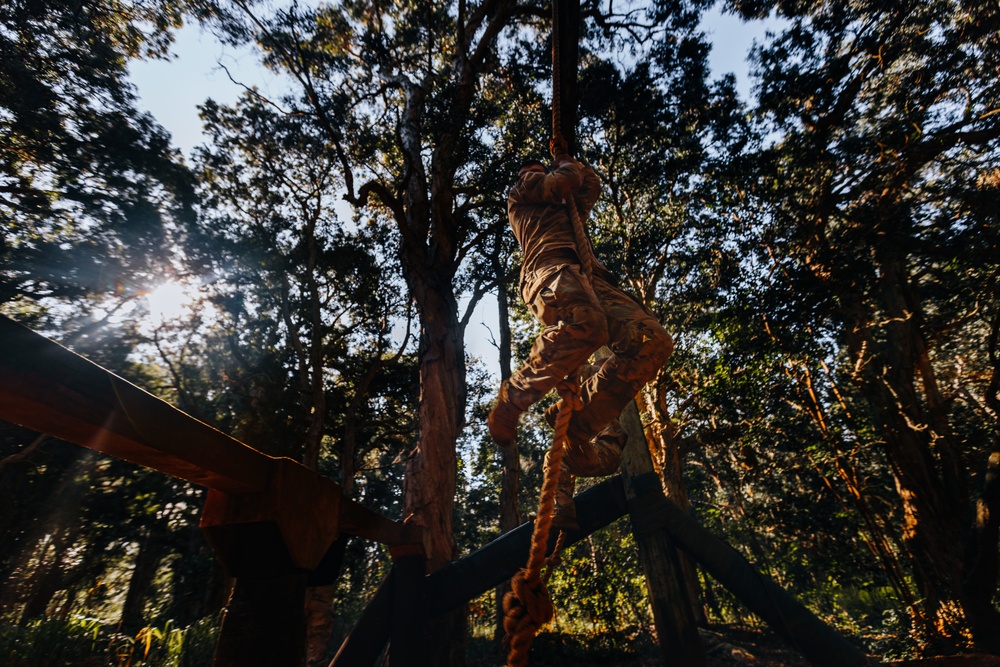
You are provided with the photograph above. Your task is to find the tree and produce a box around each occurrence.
[200,1,548,659]
[0,0,195,334]
[726,0,1000,647]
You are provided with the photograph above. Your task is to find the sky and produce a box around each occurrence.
[129,4,783,160]
[127,3,785,369]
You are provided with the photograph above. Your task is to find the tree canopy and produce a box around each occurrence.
[1,0,998,665]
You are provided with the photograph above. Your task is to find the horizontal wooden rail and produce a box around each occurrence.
[0,315,422,564]
[331,476,630,664]
[0,315,271,493]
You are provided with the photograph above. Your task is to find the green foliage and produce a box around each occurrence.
[0,0,196,329]
[0,616,218,667]
[2,0,998,661]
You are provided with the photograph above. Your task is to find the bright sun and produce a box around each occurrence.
[146,281,191,322]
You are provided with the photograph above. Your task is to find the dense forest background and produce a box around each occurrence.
[1,0,998,665]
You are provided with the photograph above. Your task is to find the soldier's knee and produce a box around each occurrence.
[646,325,673,366]
[614,319,672,384]
[566,303,609,349]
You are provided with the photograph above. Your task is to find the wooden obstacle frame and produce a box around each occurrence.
[0,315,872,666]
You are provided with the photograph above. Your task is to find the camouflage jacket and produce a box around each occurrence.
[507,155,606,299]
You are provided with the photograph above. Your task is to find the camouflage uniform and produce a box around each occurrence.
[489,155,673,525]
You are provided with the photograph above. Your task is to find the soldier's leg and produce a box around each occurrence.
[544,361,628,477]
[488,264,609,447]
[541,360,625,530]
[566,275,673,447]
[549,456,579,531]
[545,417,626,532]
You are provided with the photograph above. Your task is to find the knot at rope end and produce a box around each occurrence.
[503,569,554,667]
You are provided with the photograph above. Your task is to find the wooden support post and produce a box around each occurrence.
[618,399,706,666]
[329,572,393,667]
[388,546,428,667]
[627,473,871,667]
[213,573,308,667]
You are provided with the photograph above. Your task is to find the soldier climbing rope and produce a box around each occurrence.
[494,1,674,664]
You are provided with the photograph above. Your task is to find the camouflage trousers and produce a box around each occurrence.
[509,262,673,477]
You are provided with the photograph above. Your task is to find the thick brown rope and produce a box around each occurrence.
[566,196,595,283]
[501,6,591,664]
[502,381,581,667]
[551,0,565,156]
[552,3,596,284]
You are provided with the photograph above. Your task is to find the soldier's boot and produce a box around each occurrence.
[488,379,534,449]
[544,402,627,477]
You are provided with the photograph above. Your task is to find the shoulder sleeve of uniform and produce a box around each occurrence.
[515,161,580,204]
[573,164,602,217]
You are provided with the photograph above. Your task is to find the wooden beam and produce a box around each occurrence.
[0,315,423,554]
[0,315,270,494]
[627,473,871,667]
[327,477,630,666]
[426,473,629,616]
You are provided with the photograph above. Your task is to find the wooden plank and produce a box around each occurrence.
[0,316,424,552]
[0,315,271,494]
[426,475,628,616]
[326,477,630,665]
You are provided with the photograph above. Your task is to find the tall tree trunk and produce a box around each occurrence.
[20,557,64,622]
[120,518,168,633]
[403,275,467,666]
[961,305,1000,653]
[838,253,967,642]
[619,397,705,666]
[645,382,706,626]
[493,245,520,645]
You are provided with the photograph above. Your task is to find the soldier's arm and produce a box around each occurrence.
[573,163,602,217]
[519,155,584,204]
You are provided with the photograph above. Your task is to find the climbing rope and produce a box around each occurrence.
[551,0,596,284]
[502,4,591,664]
[551,0,567,158]
[567,196,595,283]
[502,379,580,667]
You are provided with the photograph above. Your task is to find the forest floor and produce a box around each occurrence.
[465,625,1000,667]
[466,624,814,666]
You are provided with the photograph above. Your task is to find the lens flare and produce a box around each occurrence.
[146,282,190,322]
